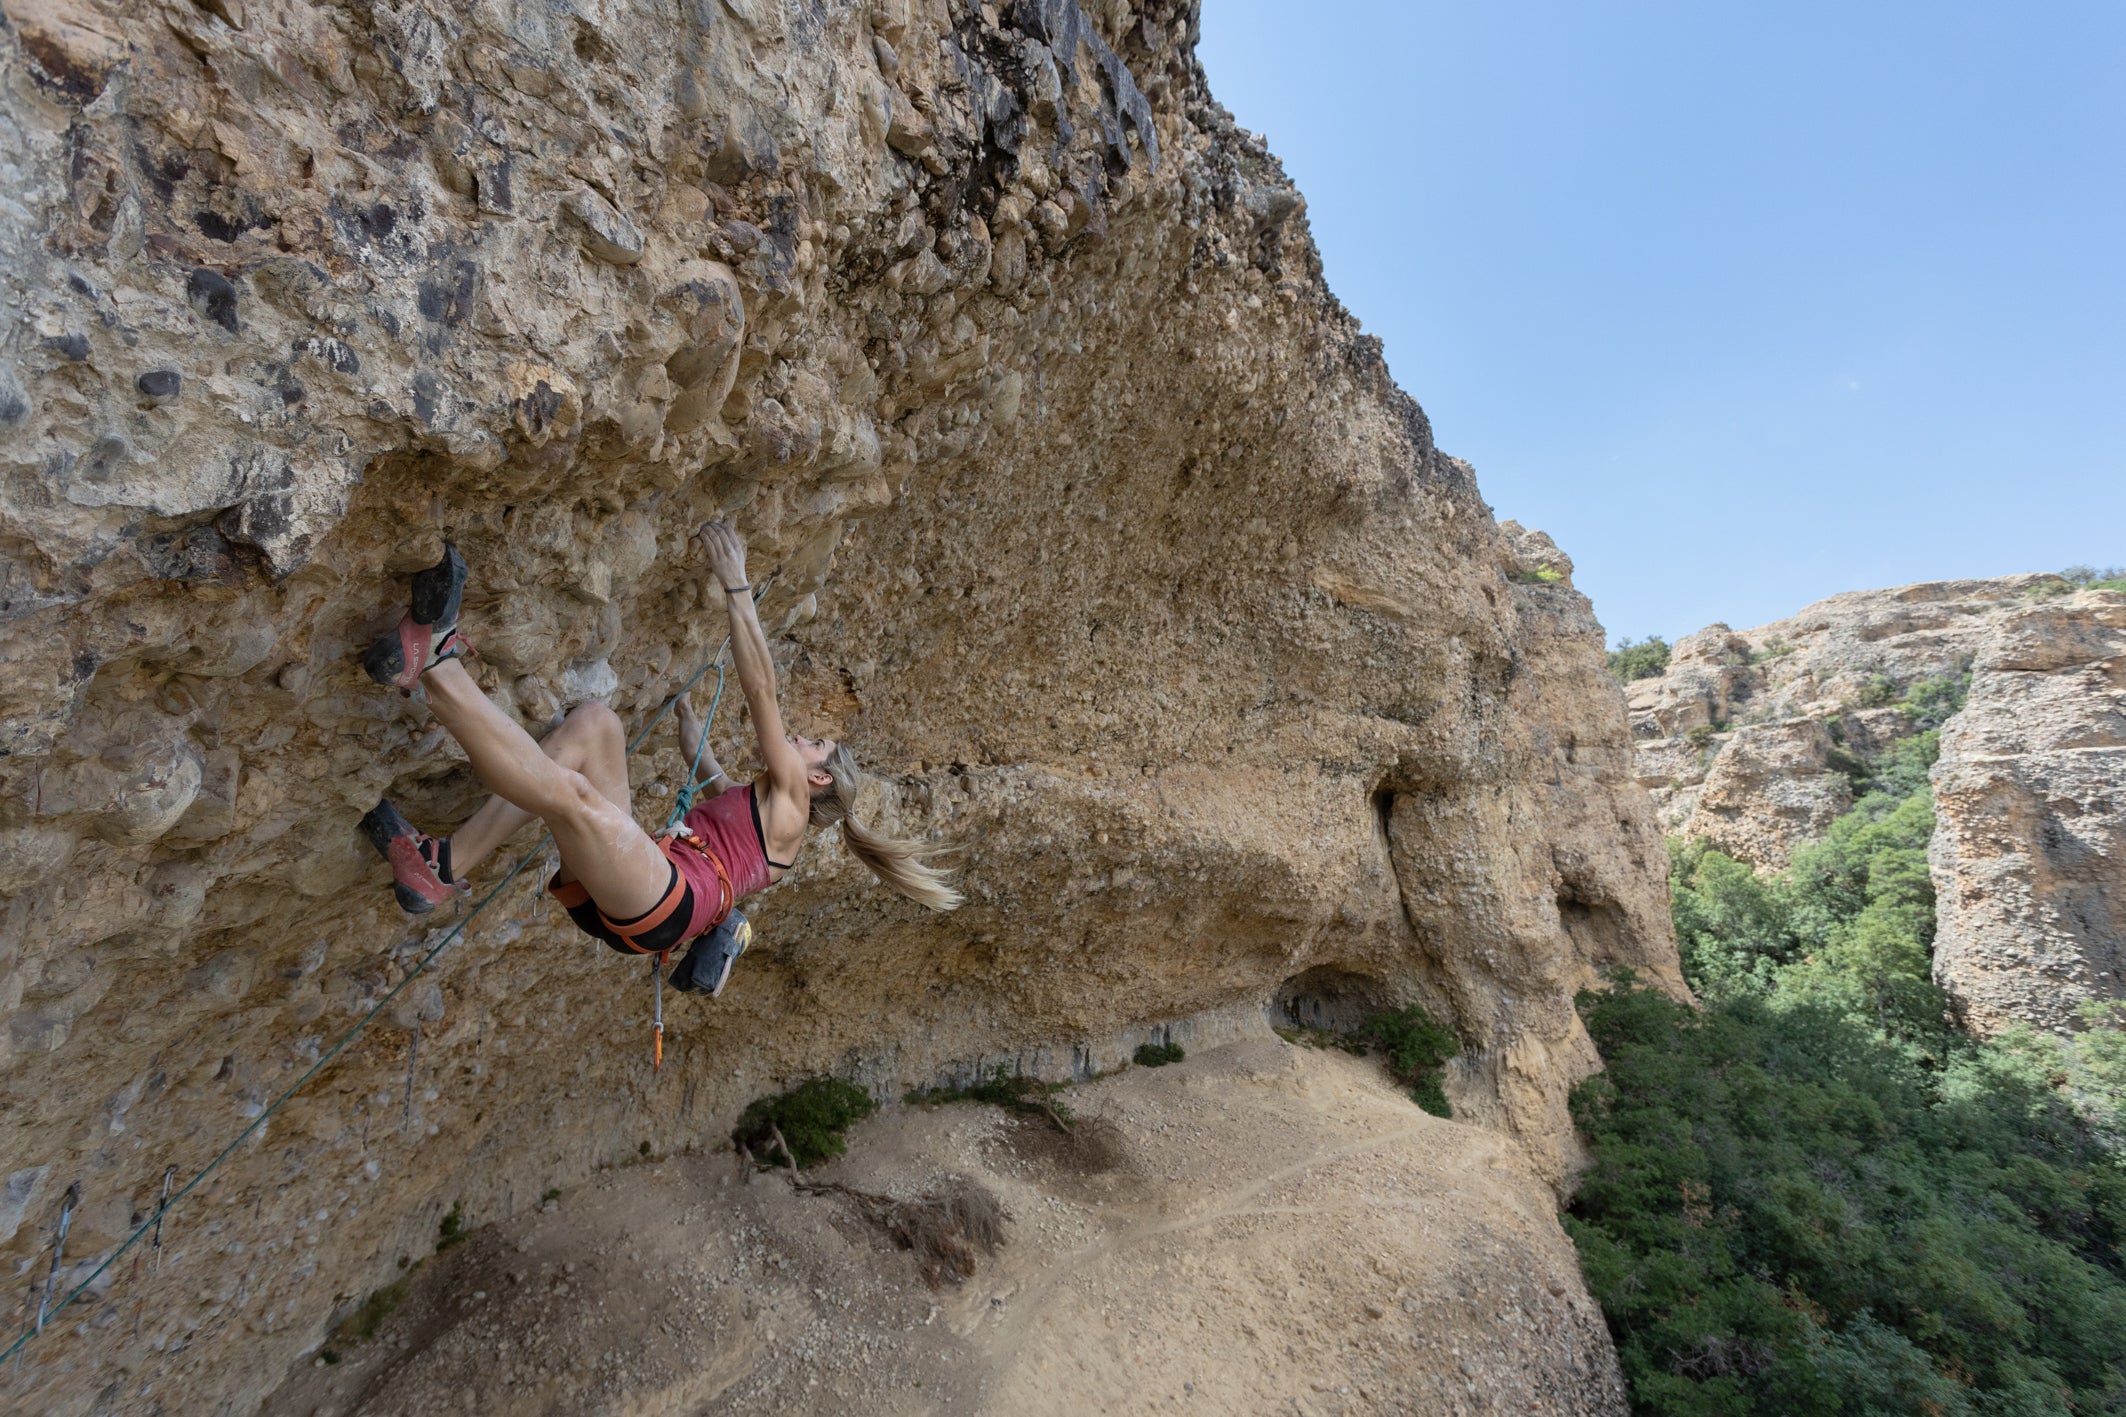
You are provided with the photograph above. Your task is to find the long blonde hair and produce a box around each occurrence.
[809,745,963,911]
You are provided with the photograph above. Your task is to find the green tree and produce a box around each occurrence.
[2061,564,2125,586]
[1571,726,2126,1414]
[1568,980,2126,1416]
[2060,564,2126,592]
[1894,672,1969,731]
[1668,837,1795,996]
[1609,636,1672,684]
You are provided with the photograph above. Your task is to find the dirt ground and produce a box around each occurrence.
[261,1035,1625,1417]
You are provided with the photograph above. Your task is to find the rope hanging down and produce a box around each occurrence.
[2,581,765,1370]
[653,629,731,1075]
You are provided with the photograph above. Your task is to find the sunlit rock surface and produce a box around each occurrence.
[1932,593,2126,1034]
[1628,577,2052,867]
[0,0,1680,1408]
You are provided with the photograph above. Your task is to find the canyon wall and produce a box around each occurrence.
[1626,576,2042,868]
[0,0,1680,1409]
[1630,577,2126,1033]
[1931,592,2126,1033]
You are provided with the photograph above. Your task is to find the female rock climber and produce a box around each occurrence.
[353,521,961,998]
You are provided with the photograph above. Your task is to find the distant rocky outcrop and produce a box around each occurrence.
[1627,577,2051,866]
[1628,576,2126,1033]
[1932,596,2126,1034]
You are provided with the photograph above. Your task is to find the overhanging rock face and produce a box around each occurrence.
[0,0,1682,1406]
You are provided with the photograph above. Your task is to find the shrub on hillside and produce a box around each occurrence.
[1990,1001,2126,1154]
[906,1067,1077,1131]
[1861,728,1941,798]
[1851,673,1896,708]
[1361,1006,1460,1117]
[1895,670,1969,730]
[1133,1041,1185,1067]
[1607,636,1671,683]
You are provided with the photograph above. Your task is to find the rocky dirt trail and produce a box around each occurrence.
[262,1034,1622,1417]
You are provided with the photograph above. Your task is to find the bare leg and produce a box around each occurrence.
[418,662,670,919]
[450,704,634,877]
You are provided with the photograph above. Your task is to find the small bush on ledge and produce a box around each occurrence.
[906,1067,1076,1132]
[1360,1006,1461,1118]
[732,1078,876,1168]
[1607,635,1672,683]
[1133,1041,1185,1067]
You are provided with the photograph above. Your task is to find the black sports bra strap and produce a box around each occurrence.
[748,785,798,871]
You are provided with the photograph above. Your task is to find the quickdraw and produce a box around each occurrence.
[646,830,735,1074]
[652,951,666,1073]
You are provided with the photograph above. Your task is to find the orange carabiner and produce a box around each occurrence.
[651,947,671,1073]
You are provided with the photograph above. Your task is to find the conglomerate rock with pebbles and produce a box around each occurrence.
[0,0,1681,1409]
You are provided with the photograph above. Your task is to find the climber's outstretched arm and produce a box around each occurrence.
[698,521,809,807]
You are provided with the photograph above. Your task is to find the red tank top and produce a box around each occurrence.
[678,784,779,906]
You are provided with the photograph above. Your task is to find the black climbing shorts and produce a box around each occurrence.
[549,864,698,956]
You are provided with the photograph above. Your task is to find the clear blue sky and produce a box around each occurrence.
[1197,2,2126,642]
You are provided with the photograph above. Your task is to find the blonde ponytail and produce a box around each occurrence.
[809,745,963,911]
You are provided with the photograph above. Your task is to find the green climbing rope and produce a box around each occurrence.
[668,656,727,827]
[1,581,766,1368]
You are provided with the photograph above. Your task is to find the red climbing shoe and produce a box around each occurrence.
[358,798,461,914]
[364,544,473,693]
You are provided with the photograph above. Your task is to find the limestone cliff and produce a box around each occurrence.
[1629,577,2126,1033]
[0,0,1680,1409]
[1629,577,2051,867]
[1932,593,2126,1034]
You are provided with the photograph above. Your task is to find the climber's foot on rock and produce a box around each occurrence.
[359,798,461,914]
[672,909,750,997]
[364,544,474,693]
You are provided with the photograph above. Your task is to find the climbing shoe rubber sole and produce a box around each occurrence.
[364,544,470,690]
[673,910,750,998]
[358,798,456,914]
